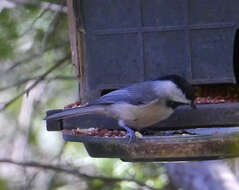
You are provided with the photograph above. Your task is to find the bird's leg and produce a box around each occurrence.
[118,120,136,144]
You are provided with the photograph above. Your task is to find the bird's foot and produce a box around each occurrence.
[124,126,136,144]
[118,121,136,144]
[118,122,136,144]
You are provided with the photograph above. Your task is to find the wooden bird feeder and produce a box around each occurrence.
[46,0,239,162]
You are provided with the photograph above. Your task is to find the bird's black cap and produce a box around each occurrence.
[156,75,196,107]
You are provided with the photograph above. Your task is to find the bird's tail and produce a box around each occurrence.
[44,105,105,120]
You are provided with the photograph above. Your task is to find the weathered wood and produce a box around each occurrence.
[66,0,88,103]
[66,0,80,78]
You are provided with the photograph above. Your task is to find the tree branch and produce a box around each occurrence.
[0,75,75,92]
[40,1,64,53]
[20,8,50,37]
[7,0,67,13]
[48,75,76,81]
[5,54,42,73]
[4,43,68,73]
[0,55,71,112]
[46,142,67,190]
[0,158,158,190]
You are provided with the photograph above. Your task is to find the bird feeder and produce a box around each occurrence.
[46,0,239,162]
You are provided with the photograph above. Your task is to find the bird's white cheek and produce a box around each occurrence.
[172,90,191,104]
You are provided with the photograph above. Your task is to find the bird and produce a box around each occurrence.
[45,75,196,143]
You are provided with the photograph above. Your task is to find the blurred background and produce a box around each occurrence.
[0,1,169,189]
[1,1,239,190]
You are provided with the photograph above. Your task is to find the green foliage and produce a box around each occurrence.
[0,9,18,59]
[5,95,23,118]
[0,9,18,39]
[24,5,40,15]
[0,178,10,190]
[96,159,116,176]
[41,0,61,4]
[35,28,45,41]
[28,129,38,146]
[87,179,117,190]
[0,38,13,60]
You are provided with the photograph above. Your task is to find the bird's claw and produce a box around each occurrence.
[122,125,136,144]
[118,121,136,144]
[125,129,136,144]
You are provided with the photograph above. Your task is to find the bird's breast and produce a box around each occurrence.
[106,100,174,129]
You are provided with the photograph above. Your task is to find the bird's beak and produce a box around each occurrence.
[191,101,197,109]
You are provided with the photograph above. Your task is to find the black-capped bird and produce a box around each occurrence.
[45,75,195,143]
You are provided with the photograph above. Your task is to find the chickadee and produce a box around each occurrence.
[45,75,195,143]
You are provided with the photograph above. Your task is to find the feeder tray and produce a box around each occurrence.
[46,102,239,162]
[62,128,239,162]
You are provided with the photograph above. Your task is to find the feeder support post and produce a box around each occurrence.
[66,0,87,103]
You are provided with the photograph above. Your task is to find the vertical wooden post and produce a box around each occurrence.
[66,0,86,102]
[66,0,80,78]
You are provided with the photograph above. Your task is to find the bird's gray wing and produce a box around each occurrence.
[90,81,159,106]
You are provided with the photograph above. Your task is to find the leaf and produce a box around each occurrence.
[0,9,18,39]
[0,38,13,60]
